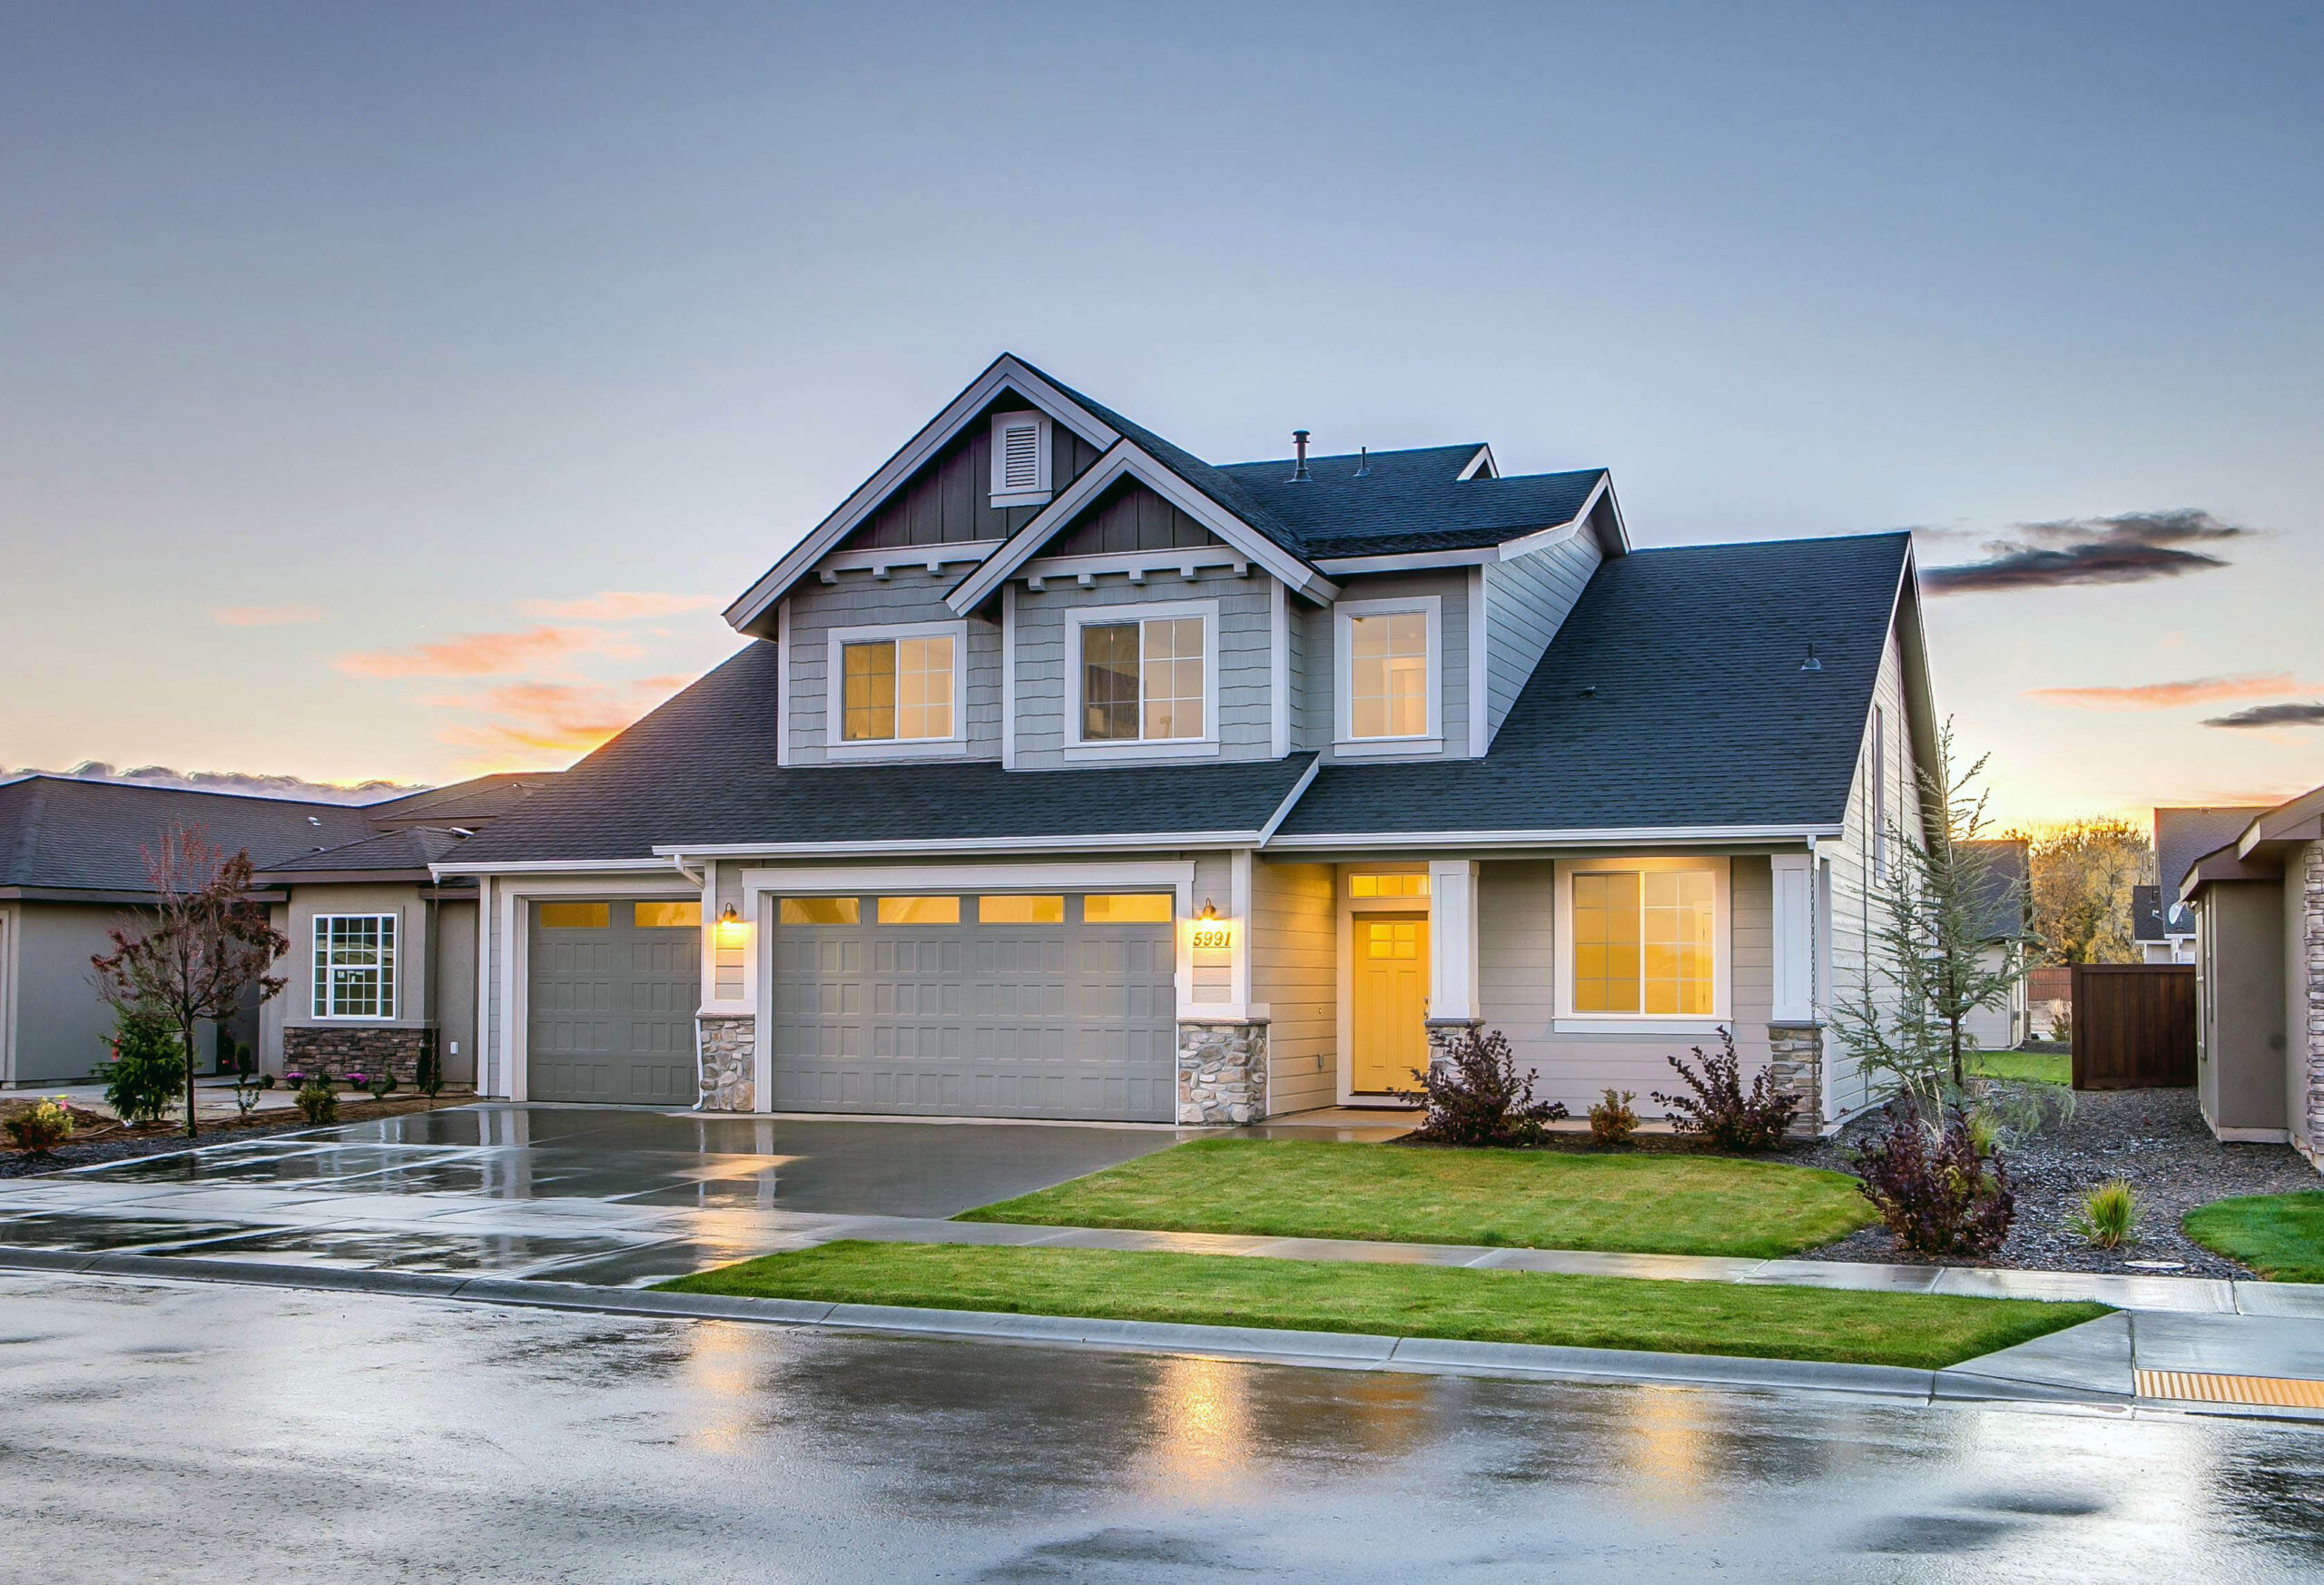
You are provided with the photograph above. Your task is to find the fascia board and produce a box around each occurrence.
[724,357,1120,633]
[1264,823,1840,852]
[947,441,1336,613]
[651,832,1269,858]
[1315,547,1499,575]
[429,858,680,879]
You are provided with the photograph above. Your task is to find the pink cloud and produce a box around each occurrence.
[333,626,603,679]
[2023,673,2306,711]
[211,604,326,627]
[519,591,723,621]
[430,675,692,764]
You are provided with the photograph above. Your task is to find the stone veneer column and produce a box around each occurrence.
[1423,1018,1485,1077]
[696,1014,755,1112]
[1766,1021,1825,1137]
[2303,842,2324,1164]
[1177,1019,1268,1124]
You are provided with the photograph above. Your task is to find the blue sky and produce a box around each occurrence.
[3,2,2318,824]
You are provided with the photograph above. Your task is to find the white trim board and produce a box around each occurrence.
[1061,596,1221,763]
[1264,824,1841,852]
[1333,594,1443,754]
[819,617,970,761]
[1551,854,1732,1029]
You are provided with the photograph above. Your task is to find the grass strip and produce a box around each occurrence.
[662,1240,2108,1371]
[1966,1049,2072,1086]
[955,1137,1879,1260]
[2183,1192,2324,1284]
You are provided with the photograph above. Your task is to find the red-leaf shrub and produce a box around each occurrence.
[1650,1028,1799,1152]
[1393,1028,1569,1147]
[1851,1103,2015,1257]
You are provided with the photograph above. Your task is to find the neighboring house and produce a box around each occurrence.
[1961,838,2031,1051]
[2147,806,2264,964]
[0,773,547,1087]
[439,353,1937,1132]
[2177,783,2324,1166]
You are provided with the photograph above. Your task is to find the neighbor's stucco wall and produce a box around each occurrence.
[1962,942,2023,1052]
[1251,859,1334,1115]
[435,899,478,1085]
[2289,842,2323,1155]
[279,883,436,1036]
[2192,880,2288,1137]
[10,903,131,1084]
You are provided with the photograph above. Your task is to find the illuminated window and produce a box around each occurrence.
[633,901,700,929]
[1348,873,1430,899]
[778,897,859,925]
[314,915,397,1019]
[1083,893,1173,923]
[1364,920,1420,960]
[878,895,960,925]
[1080,615,1206,742]
[978,895,1064,924]
[1571,870,1716,1016]
[536,902,607,930]
[842,635,954,742]
[1348,611,1430,739]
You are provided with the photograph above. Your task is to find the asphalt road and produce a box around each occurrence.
[3,1272,2319,1582]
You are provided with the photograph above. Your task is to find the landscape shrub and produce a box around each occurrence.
[103,1008,182,1127]
[416,1035,444,1099]
[1393,1028,1569,1147]
[2070,1179,2138,1249]
[295,1080,339,1127]
[365,1070,398,1100]
[4,1098,75,1155]
[1652,1029,1798,1152]
[1588,1088,1639,1147]
[1851,1103,2015,1257]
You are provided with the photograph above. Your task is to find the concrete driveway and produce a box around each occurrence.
[0,1103,1195,1285]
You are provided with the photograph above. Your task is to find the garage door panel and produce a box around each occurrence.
[527,902,699,1107]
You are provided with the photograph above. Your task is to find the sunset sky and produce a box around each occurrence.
[4,4,2318,828]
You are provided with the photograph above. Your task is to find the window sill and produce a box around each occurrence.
[990,489,1053,509]
[1060,739,1220,763]
[1331,736,1443,760]
[822,738,971,762]
[1552,1018,1730,1037]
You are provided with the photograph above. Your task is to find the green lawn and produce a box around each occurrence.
[662,1241,2108,1370]
[1966,1048,2072,1086]
[2183,1192,2324,1283]
[955,1137,1879,1259]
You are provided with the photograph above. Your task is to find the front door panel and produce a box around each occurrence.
[1352,913,1429,1093]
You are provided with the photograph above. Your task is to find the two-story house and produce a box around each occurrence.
[439,355,1934,1130]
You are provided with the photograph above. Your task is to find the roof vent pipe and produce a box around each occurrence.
[1800,643,1822,673]
[1354,446,1369,477]
[1291,429,1311,481]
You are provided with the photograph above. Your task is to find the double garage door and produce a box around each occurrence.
[769,891,1177,1122]
[526,891,1177,1121]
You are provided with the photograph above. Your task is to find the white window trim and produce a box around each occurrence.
[989,409,1053,508]
[822,619,970,760]
[311,912,399,1022]
[1062,597,1221,762]
[1334,595,1443,756]
[1551,856,1730,1033]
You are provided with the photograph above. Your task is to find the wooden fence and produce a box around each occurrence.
[2071,963,2196,1090]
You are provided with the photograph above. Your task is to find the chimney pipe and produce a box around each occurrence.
[1354,446,1369,477]
[1291,429,1311,481]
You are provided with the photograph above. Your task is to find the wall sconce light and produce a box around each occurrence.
[1199,900,1218,921]
[714,905,747,946]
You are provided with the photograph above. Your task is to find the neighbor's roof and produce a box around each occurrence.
[1962,838,2030,940]
[362,773,553,830]
[2130,883,2178,943]
[440,645,1320,864]
[1273,532,1914,841]
[2154,805,2270,896]
[0,776,375,896]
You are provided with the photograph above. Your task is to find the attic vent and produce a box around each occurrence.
[990,410,1052,505]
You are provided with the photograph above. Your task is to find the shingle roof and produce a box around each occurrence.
[2130,883,2171,943]
[0,776,376,894]
[2154,805,2270,895]
[363,773,552,830]
[254,827,473,876]
[443,644,1320,863]
[1216,447,1607,557]
[1962,838,2030,940]
[1274,532,1913,839]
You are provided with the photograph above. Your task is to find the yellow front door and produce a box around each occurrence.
[1352,913,1430,1093]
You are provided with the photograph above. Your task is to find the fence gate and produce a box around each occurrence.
[2071,963,2196,1089]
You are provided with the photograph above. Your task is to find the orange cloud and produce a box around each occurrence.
[211,604,326,627]
[334,627,602,679]
[431,676,692,764]
[520,591,723,621]
[2023,673,2304,711]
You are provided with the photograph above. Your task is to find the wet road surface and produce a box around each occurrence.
[2,1270,2318,1582]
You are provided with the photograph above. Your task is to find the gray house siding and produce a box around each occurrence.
[8,904,122,1084]
[783,581,1005,767]
[1481,528,1602,742]
[852,408,1103,549]
[1823,625,1923,1121]
[1300,568,1472,763]
[1251,859,1334,1113]
[1049,478,1221,556]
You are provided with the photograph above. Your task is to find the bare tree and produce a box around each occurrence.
[91,824,288,1139]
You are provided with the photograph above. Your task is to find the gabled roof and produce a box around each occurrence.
[1272,532,1916,842]
[254,826,473,880]
[1962,838,2030,940]
[1216,447,1616,559]
[0,776,375,897]
[438,644,1321,864]
[2154,804,2270,895]
[362,772,552,830]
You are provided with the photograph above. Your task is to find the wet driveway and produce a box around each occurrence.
[0,1105,1191,1285]
[2,1269,2319,1581]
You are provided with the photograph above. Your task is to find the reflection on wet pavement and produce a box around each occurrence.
[6,1269,2313,1582]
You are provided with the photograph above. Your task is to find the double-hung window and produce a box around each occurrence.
[313,914,396,1019]
[828,622,964,753]
[1073,605,1212,747]
[1557,859,1728,1024]
[1334,596,1440,751]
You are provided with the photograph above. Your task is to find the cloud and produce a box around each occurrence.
[210,604,327,627]
[2024,673,2304,711]
[2201,701,2324,730]
[429,675,691,760]
[1923,509,2250,595]
[1,762,419,802]
[333,626,602,679]
[519,591,723,621]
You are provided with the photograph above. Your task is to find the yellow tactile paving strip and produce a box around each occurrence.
[2137,1371,2324,1409]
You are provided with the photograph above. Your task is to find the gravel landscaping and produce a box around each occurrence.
[1797,1085,2321,1279]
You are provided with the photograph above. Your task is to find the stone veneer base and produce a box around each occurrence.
[1177,1020,1268,1125]
[697,1015,755,1112]
[282,1026,428,1084]
[1766,1021,1827,1138]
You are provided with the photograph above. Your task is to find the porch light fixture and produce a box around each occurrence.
[1199,901,1217,921]
[714,905,747,946]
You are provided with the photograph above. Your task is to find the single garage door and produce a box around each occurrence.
[527,899,700,1105]
[769,891,1177,1121]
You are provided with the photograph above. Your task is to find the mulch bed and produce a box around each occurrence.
[0,1094,471,1179]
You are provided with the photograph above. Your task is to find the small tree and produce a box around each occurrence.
[91,824,288,1140]
[1830,721,2028,1105]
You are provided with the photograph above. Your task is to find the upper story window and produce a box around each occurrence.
[1068,603,1216,752]
[989,410,1053,507]
[313,914,396,1020]
[1334,596,1441,753]
[825,621,965,756]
